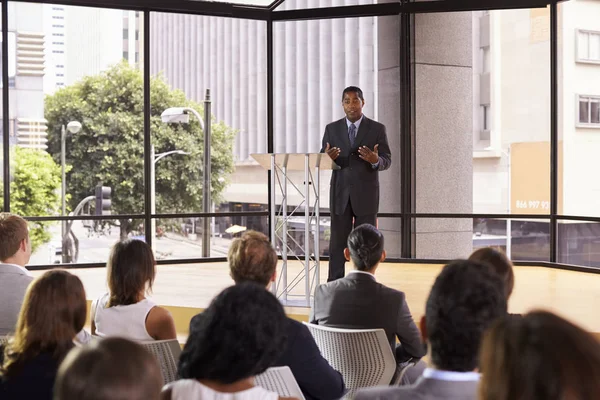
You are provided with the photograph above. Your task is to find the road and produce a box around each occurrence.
[29,221,232,266]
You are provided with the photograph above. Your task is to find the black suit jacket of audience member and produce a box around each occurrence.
[310,272,426,361]
[0,352,63,400]
[189,314,346,400]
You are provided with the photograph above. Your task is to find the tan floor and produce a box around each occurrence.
[31,260,600,335]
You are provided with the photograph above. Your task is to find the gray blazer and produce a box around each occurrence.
[0,263,33,335]
[310,272,425,359]
[354,377,479,400]
[320,116,391,216]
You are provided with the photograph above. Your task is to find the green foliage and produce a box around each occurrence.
[10,147,61,251]
[45,62,236,238]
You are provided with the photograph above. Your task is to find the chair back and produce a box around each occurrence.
[303,322,396,392]
[255,366,306,400]
[0,336,8,347]
[141,339,182,385]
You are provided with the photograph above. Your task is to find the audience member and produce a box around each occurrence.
[91,239,176,341]
[190,230,345,400]
[0,270,87,400]
[356,260,507,400]
[479,310,600,400]
[54,337,162,400]
[311,224,426,364]
[163,283,297,400]
[0,213,33,336]
[469,247,515,300]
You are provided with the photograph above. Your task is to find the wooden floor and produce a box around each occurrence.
[31,261,600,335]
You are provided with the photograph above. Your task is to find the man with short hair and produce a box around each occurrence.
[355,260,507,400]
[191,230,346,400]
[311,224,426,365]
[321,86,392,281]
[0,213,33,335]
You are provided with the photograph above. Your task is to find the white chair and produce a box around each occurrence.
[255,366,306,400]
[141,339,182,385]
[303,323,396,396]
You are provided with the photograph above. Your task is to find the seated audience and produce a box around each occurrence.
[0,270,87,400]
[190,230,345,400]
[479,310,600,400]
[311,224,426,364]
[0,213,33,336]
[356,260,507,400]
[163,283,297,400]
[91,239,176,341]
[54,337,163,400]
[469,247,515,300]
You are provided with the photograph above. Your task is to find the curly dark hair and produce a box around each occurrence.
[479,311,600,400]
[347,224,384,271]
[426,260,507,372]
[178,282,287,383]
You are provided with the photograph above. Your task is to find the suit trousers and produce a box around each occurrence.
[328,200,376,281]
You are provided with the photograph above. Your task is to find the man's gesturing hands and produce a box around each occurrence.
[325,143,341,160]
[358,144,379,164]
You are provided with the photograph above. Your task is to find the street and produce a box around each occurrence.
[29,220,233,265]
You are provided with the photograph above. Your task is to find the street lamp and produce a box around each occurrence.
[150,145,188,243]
[61,120,82,263]
[161,90,212,257]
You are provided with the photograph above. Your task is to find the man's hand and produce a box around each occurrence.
[358,144,379,164]
[325,142,340,160]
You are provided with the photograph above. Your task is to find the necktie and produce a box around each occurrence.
[348,123,357,147]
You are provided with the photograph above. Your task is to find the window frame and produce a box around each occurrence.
[576,29,600,64]
[577,95,600,128]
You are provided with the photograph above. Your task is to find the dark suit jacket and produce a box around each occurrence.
[274,318,345,400]
[354,376,479,400]
[320,116,391,216]
[189,314,345,400]
[310,272,426,360]
[0,352,62,400]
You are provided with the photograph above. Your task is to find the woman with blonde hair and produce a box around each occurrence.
[92,239,176,341]
[0,270,87,400]
[479,310,600,400]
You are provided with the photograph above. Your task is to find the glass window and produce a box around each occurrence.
[577,30,600,62]
[8,2,144,265]
[416,9,551,217]
[274,15,401,215]
[149,13,268,257]
[559,1,600,219]
[578,96,600,125]
[414,217,550,261]
[558,220,600,268]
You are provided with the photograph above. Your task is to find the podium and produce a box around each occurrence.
[252,153,339,306]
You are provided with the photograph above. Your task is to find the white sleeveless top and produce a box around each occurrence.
[168,380,279,400]
[93,292,156,341]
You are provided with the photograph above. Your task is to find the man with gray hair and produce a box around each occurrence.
[191,230,346,400]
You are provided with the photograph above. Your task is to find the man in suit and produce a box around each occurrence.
[355,260,507,400]
[0,213,33,336]
[310,224,426,364]
[321,86,391,281]
[190,230,346,400]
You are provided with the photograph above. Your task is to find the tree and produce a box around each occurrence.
[45,62,235,239]
[10,146,62,251]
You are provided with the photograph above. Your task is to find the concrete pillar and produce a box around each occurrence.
[414,12,474,259]
[376,15,402,257]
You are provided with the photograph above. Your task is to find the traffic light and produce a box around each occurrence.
[95,186,111,216]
